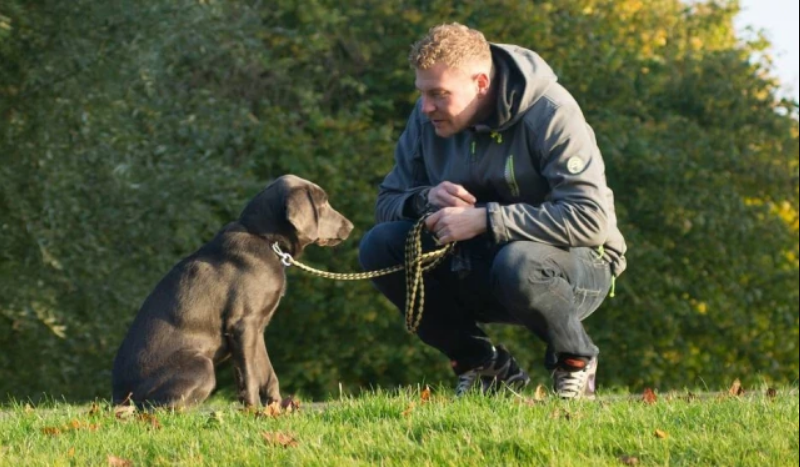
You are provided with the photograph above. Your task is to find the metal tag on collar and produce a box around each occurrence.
[271,243,293,267]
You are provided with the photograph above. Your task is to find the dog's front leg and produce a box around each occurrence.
[255,334,281,405]
[228,320,263,407]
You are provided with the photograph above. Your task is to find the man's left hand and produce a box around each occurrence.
[424,207,487,244]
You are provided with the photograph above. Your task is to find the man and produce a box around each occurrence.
[358,23,627,399]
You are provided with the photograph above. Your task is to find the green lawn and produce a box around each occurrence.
[1,385,797,466]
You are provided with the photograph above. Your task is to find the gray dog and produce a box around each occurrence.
[112,175,353,408]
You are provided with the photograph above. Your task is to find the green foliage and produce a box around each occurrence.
[0,0,797,401]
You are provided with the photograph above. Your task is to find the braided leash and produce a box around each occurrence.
[271,217,454,333]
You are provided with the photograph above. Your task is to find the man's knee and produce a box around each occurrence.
[358,221,413,270]
[490,242,564,302]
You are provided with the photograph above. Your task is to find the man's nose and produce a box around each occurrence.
[421,95,436,114]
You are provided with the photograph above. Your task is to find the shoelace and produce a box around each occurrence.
[554,367,590,396]
[456,370,480,395]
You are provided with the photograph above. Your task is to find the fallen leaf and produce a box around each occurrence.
[516,396,541,406]
[766,387,777,399]
[728,379,744,396]
[642,388,657,404]
[262,431,298,448]
[136,413,162,429]
[619,455,639,465]
[533,384,548,401]
[266,402,282,417]
[402,402,415,417]
[207,411,225,425]
[107,455,133,466]
[280,396,301,412]
[654,429,668,439]
[239,406,258,415]
[114,405,136,420]
[88,402,101,416]
[41,427,61,436]
[65,419,100,432]
[550,408,573,420]
[420,385,431,402]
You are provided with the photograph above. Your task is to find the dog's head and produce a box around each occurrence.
[239,175,354,255]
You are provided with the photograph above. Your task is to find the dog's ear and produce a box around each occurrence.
[285,184,325,245]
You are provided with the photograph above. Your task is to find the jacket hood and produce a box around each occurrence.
[479,43,558,132]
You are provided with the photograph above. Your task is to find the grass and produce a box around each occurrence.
[0,385,797,466]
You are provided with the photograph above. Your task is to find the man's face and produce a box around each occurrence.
[415,62,486,138]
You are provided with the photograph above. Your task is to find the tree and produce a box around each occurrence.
[1,0,796,401]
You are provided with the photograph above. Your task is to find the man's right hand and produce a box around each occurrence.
[428,181,476,208]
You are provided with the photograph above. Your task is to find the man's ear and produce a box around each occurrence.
[286,187,319,245]
[476,71,490,96]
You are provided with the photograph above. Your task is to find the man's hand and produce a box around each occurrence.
[428,181,477,208]
[424,206,487,244]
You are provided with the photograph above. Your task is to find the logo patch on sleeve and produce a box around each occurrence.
[566,156,585,174]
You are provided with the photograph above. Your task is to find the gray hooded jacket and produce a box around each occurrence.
[376,44,627,276]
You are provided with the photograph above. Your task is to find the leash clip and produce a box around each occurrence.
[271,243,293,267]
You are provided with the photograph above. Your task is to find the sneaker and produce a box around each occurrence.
[552,355,598,400]
[455,367,482,397]
[454,345,531,396]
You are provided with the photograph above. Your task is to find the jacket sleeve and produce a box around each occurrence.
[486,105,610,247]
[375,102,431,222]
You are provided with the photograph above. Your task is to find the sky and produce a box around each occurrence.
[735,0,799,101]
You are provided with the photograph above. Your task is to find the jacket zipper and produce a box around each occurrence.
[505,154,520,197]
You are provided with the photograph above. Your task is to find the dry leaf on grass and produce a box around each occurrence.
[114,405,136,420]
[533,384,548,401]
[516,397,542,406]
[136,413,161,429]
[107,455,133,466]
[88,402,101,416]
[728,378,744,396]
[69,420,100,431]
[206,411,225,426]
[550,408,573,420]
[280,396,301,412]
[252,398,301,418]
[262,432,298,448]
[420,386,431,402]
[515,385,547,406]
[642,388,657,404]
[41,420,99,436]
[257,402,282,418]
[654,429,668,439]
[402,402,416,417]
[619,454,639,465]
